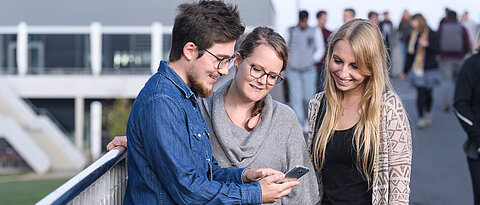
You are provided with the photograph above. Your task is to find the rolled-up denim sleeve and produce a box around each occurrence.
[139,95,262,205]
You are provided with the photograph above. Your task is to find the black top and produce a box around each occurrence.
[454,53,480,159]
[321,125,372,205]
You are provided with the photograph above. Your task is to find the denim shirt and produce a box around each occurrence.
[124,61,262,204]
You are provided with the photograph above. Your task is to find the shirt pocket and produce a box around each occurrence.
[189,125,212,180]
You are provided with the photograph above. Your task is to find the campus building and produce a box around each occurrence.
[0,0,275,174]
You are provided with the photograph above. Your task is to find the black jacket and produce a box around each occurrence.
[403,29,439,74]
[454,53,480,159]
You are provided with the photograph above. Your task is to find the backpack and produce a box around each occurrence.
[439,22,464,53]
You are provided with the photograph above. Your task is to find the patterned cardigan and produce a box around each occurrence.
[307,91,412,204]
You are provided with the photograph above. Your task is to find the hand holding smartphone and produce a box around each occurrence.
[276,165,309,184]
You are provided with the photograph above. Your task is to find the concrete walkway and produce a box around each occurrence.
[392,78,473,205]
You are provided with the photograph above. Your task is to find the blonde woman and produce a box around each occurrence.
[401,14,440,129]
[307,19,412,204]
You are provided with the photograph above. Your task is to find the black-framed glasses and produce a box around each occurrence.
[242,57,284,86]
[203,49,235,70]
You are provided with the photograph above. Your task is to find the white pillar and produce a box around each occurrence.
[90,22,102,76]
[75,96,85,151]
[151,22,162,74]
[90,101,102,160]
[17,22,28,76]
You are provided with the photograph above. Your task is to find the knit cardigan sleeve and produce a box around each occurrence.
[376,92,412,204]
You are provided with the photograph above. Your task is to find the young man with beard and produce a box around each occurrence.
[123,1,298,204]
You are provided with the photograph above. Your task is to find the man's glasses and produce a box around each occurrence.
[242,57,284,86]
[203,49,235,70]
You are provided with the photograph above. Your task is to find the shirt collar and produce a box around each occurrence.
[157,60,196,100]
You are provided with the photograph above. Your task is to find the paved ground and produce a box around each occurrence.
[392,78,473,205]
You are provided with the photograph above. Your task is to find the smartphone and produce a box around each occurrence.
[276,165,310,184]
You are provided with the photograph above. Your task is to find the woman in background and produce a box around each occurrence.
[401,13,440,129]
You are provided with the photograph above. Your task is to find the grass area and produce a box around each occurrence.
[0,177,69,205]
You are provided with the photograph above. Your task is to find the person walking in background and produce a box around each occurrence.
[308,19,412,204]
[454,34,480,205]
[316,10,332,92]
[343,8,356,23]
[460,11,478,52]
[438,10,471,112]
[120,1,298,204]
[402,14,441,129]
[398,10,413,66]
[286,10,324,132]
[380,11,394,61]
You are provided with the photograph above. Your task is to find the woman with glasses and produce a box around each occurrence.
[307,19,412,204]
[108,26,320,204]
[198,26,319,204]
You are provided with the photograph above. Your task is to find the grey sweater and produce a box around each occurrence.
[199,80,320,205]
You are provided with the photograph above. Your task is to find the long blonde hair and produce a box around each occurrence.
[313,19,393,188]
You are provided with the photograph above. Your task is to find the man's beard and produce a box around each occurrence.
[187,71,213,98]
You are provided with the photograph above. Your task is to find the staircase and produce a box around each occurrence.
[0,79,86,174]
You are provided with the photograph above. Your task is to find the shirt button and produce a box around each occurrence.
[197,134,201,138]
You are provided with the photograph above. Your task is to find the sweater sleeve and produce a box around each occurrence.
[384,93,412,204]
[282,106,321,204]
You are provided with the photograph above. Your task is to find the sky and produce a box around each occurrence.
[271,0,480,37]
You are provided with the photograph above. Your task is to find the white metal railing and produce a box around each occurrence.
[36,146,127,205]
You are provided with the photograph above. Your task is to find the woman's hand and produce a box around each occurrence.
[418,37,429,47]
[106,136,127,151]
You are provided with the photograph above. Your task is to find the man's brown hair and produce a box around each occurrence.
[168,0,245,62]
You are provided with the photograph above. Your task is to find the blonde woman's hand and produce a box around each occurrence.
[418,37,429,47]
[106,136,127,151]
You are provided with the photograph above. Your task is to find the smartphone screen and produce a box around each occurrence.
[276,165,309,184]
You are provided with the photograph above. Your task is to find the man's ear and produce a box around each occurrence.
[234,52,242,69]
[183,42,197,61]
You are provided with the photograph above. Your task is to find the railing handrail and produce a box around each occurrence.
[36,146,126,205]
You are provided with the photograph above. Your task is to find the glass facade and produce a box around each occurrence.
[0,34,17,74]
[30,34,91,74]
[102,34,151,75]
[0,32,173,75]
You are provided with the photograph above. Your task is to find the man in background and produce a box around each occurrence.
[343,8,356,23]
[368,11,380,26]
[315,10,332,92]
[286,10,324,132]
[438,10,471,112]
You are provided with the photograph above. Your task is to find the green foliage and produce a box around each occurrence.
[105,99,132,140]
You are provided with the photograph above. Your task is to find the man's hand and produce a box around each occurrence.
[242,168,283,183]
[106,136,127,151]
[259,174,299,203]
